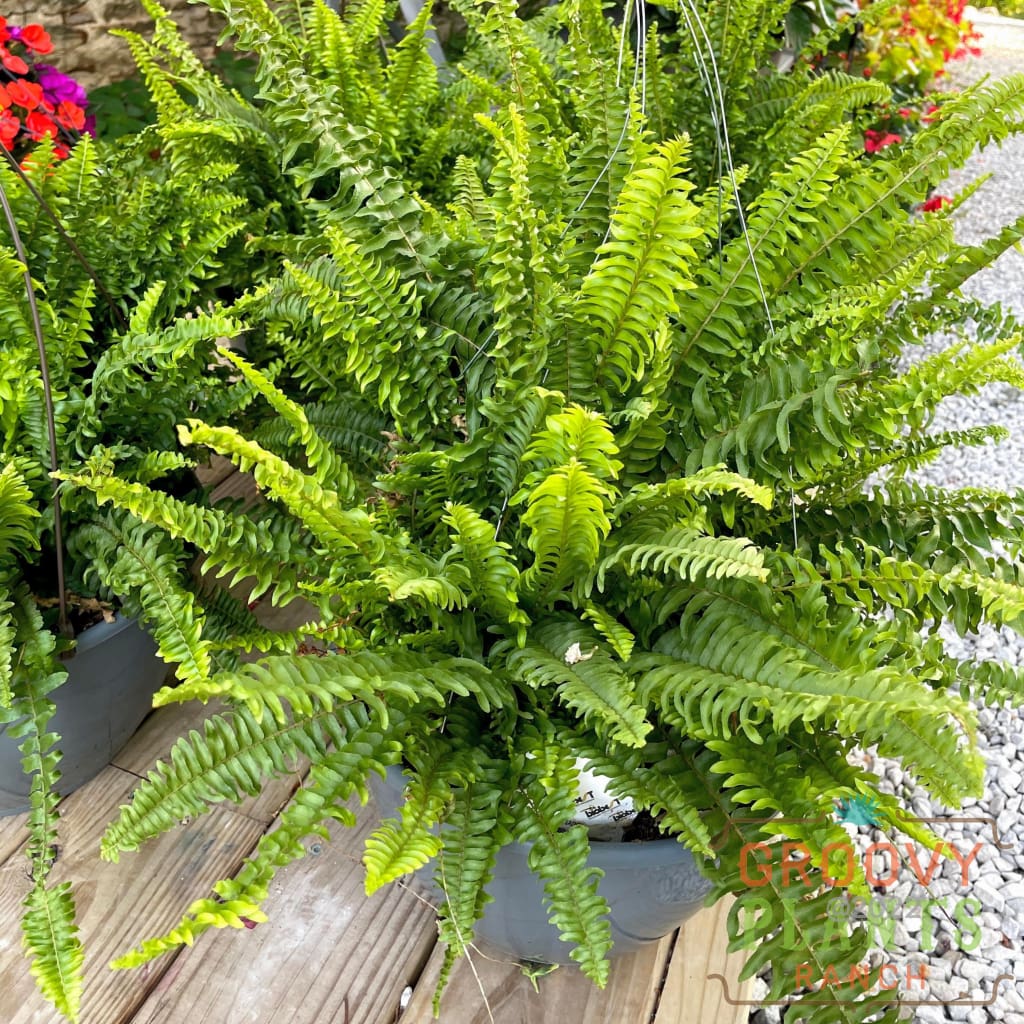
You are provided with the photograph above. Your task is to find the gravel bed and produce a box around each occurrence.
[749,19,1024,1023]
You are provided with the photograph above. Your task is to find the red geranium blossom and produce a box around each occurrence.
[921,194,952,212]
[25,110,58,140]
[2,50,28,75]
[54,100,85,131]
[17,25,53,55]
[7,79,43,111]
[864,130,901,154]
[0,110,20,147]
[0,21,90,160]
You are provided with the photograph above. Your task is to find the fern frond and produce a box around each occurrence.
[61,470,305,604]
[597,528,768,590]
[442,503,529,632]
[433,753,506,1009]
[575,137,704,399]
[513,739,611,985]
[153,648,510,723]
[178,420,382,559]
[22,882,84,1023]
[110,703,400,967]
[638,594,980,804]
[364,737,463,893]
[506,618,650,747]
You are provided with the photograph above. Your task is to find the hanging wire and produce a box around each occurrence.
[674,1,801,546]
[675,0,775,334]
[0,148,128,332]
[0,176,70,637]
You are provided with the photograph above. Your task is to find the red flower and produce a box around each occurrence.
[18,25,53,54]
[1,50,28,75]
[921,194,952,212]
[864,130,901,154]
[922,103,941,123]
[0,110,19,146]
[897,107,913,118]
[7,80,43,111]
[54,100,85,131]
[25,110,58,140]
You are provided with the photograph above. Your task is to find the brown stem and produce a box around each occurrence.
[0,147,128,332]
[0,174,71,637]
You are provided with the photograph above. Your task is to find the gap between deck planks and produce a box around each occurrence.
[400,898,750,1024]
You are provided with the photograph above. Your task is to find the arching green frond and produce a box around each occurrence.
[219,350,356,496]
[433,753,507,1009]
[615,466,774,522]
[581,603,634,662]
[154,649,510,723]
[177,420,382,559]
[575,137,704,399]
[638,595,980,804]
[60,470,307,604]
[597,528,768,590]
[678,126,852,369]
[109,704,400,968]
[442,503,528,633]
[517,461,614,595]
[364,738,463,893]
[384,0,441,149]
[75,515,211,685]
[102,703,373,859]
[512,742,611,986]
[22,883,84,1024]
[506,619,650,747]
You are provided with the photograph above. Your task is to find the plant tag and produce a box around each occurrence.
[569,760,638,840]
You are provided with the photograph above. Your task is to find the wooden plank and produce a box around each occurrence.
[653,899,751,1024]
[0,810,27,863]
[210,469,260,509]
[403,933,674,1024]
[111,701,304,826]
[127,811,439,1024]
[0,765,264,1024]
[113,596,325,827]
[195,455,236,489]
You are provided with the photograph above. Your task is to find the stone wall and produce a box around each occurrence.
[8,0,225,89]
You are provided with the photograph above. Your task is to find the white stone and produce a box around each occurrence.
[958,958,996,984]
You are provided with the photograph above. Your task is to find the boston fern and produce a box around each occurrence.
[0,114,288,1018]
[56,0,1024,1020]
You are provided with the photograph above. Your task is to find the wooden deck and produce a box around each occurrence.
[0,699,752,1024]
[0,460,751,1022]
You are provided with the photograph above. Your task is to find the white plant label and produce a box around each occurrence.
[570,760,638,840]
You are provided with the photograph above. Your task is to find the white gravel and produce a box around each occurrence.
[750,16,1024,1023]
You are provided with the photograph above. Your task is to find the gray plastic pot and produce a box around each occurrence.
[0,615,167,816]
[371,765,712,964]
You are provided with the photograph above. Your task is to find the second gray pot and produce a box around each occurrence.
[0,614,168,816]
[372,765,712,964]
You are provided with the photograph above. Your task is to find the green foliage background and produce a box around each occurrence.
[4,0,1024,1020]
